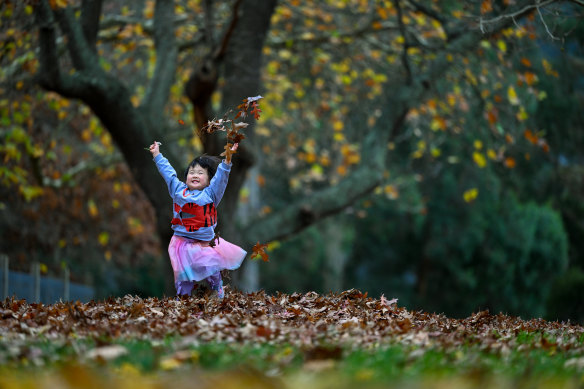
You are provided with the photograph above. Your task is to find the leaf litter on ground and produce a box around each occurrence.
[1,288,583,388]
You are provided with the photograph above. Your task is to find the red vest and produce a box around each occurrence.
[171,202,217,233]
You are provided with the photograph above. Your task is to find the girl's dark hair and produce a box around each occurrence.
[184,155,221,180]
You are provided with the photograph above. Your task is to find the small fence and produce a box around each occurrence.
[1,255,94,304]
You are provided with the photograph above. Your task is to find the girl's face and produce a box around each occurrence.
[186,163,210,191]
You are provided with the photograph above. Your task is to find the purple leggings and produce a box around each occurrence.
[176,271,222,296]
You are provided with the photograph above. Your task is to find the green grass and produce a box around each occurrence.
[1,334,583,388]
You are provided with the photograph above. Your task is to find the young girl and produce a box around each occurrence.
[149,141,246,299]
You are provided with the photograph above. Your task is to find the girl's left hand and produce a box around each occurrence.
[148,141,161,157]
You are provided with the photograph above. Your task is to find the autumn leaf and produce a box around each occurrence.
[230,132,246,144]
[463,188,479,203]
[480,0,493,14]
[504,157,516,168]
[202,119,227,134]
[235,96,264,120]
[524,129,538,144]
[473,152,487,168]
[251,242,270,262]
[178,119,185,125]
[49,0,68,9]
[507,86,520,105]
[250,102,262,120]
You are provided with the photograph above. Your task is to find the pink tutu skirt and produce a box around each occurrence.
[168,235,246,285]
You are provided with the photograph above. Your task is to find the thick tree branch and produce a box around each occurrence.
[52,6,98,71]
[35,0,88,98]
[142,0,178,117]
[35,0,61,89]
[80,0,103,53]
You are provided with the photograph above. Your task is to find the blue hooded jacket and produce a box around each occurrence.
[154,153,231,241]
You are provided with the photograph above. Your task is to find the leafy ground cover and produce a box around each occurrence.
[1,289,583,388]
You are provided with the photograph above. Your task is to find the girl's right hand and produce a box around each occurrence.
[149,141,161,157]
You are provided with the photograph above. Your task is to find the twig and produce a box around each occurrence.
[478,0,558,32]
[537,4,561,40]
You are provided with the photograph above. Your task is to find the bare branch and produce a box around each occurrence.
[537,5,561,40]
[478,0,559,30]
[213,0,243,61]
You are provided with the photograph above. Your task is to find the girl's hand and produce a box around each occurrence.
[148,141,161,157]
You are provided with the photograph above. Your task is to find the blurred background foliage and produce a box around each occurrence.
[0,0,583,323]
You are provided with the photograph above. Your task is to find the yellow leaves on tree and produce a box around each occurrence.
[507,86,520,105]
[463,188,479,203]
[473,152,487,168]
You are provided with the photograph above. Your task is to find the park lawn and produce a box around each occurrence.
[1,289,583,388]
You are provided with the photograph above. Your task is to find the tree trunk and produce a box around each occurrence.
[215,0,277,235]
[322,218,354,293]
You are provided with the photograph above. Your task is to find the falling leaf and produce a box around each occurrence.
[178,119,185,125]
[251,242,270,262]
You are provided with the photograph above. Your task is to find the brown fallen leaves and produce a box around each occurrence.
[1,289,582,355]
